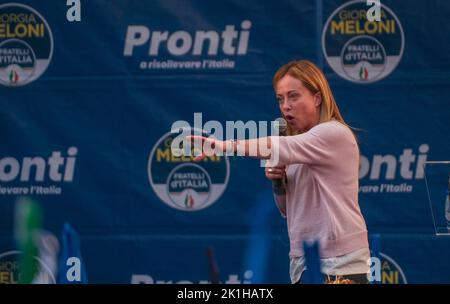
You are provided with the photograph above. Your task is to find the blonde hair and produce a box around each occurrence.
[273,60,351,136]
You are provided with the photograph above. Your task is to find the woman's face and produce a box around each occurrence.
[275,74,321,133]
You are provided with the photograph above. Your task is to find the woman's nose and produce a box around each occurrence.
[281,99,291,111]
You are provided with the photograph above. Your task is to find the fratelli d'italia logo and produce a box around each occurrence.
[379,253,407,284]
[0,3,53,86]
[0,251,56,284]
[322,0,404,83]
[148,129,229,211]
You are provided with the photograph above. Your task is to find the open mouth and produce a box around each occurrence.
[285,115,295,122]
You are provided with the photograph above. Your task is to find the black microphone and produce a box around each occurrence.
[272,117,287,195]
[274,117,287,136]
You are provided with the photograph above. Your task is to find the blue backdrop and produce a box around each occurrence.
[0,0,449,283]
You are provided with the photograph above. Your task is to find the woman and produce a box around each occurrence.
[190,60,370,284]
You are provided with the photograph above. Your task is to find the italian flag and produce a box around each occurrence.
[9,69,19,84]
[184,193,194,208]
[359,65,368,80]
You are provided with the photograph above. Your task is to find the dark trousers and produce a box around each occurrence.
[297,272,369,284]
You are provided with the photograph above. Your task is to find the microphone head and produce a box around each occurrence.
[274,117,287,136]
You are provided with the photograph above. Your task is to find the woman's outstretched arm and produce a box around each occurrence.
[187,135,273,161]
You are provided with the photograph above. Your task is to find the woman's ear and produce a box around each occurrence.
[314,92,322,107]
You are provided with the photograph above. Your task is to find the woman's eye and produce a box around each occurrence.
[277,97,283,104]
[288,93,299,99]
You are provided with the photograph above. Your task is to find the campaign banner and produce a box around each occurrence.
[0,0,449,283]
